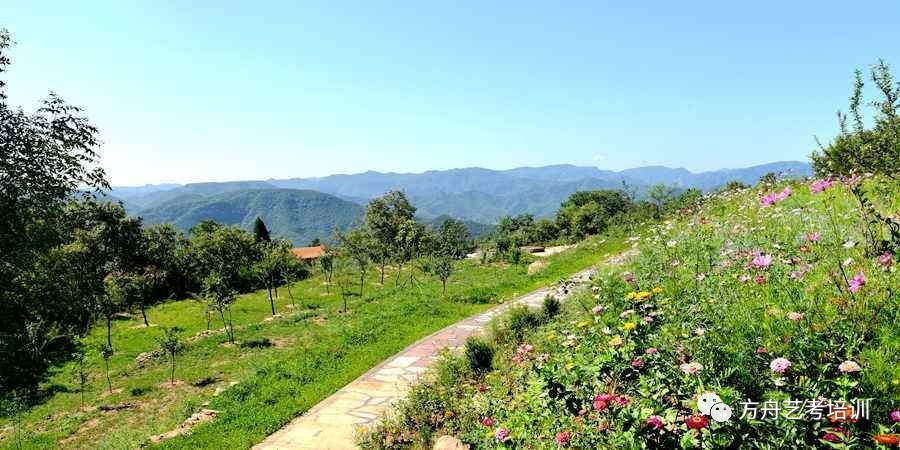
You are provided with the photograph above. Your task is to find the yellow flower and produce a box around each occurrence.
[635,291,651,301]
[609,336,624,347]
[565,362,575,370]
[547,332,557,342]
[625,291,636,300]
[652,287,662,294]
[623,321,637,331]
[576,320,590,328]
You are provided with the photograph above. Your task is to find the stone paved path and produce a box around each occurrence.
[254,267,601,450]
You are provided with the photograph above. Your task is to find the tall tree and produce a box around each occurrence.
[646,184,677,219]
[203,274,237,344]
[364,191,416,282]
[253,216,272,242]
[437,218,471,259]
[0,29,110,392]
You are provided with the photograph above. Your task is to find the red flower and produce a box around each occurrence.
[685,414,709,430]
[555,430,572,446]
[477,384,488,393]
[482,416,494,427]
[874,434,899,446]
[593,399,608,411]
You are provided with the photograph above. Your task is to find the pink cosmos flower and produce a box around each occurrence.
[756,346,768,354]
[592,304,605,315]
[680,362,703,375]
[891,410,900,423]
[517,344,533,354]
[613,395,631,406]
[838,360,861,373]
[482,417,494,427]
[555,431,572,446]
[770,357,791,374]
[495,427,510,442]
[810,178,833,193]
[879,252,894,267]
[631,358,644,369]
[645,347,658,355]
[596,393,614,402]
[787,312,804,321]
[759,192,778,207]
[752,253,774,269]
[806,231,821,242]
[777,186,792,201]
[848,271,865,293]
[645,415,665,430]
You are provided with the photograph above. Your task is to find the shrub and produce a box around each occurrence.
[541,295,561,319]
[129,386,150,396]
[492,306,542,346]
[239,337,272,349]
[451,286,496,304]
[463,337,494,374]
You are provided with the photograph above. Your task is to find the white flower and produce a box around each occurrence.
[842,257,853,267]
[666,240,678,248]
[694,327,705,336]
[843,240,856,249]
[601,327,612,335]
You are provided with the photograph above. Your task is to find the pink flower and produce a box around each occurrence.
[631,358,644,369]
[848,271,865,293]
[596,393,614,402]
[759,192,778,207]
[754,274,767,284]
[879,252,894,267]
[739,274,751,283]
[680,362,703,375]
[786,311,804,321]
[593,398,608,411]
[495,427,510,442]
[554,431,572,446]
[810,178,833,193]
[752,253,773,269]
[806,231,821,242]
[592,304,605,315]
[482,416,494,427]
[645,415,665,430]
[517,344,533,354]
[770,357,791,374]
[645,347,658,355]
[838,360,861,373]
[756,346,767,354]
[777,186,792,201]
[890,410,900,423]
[613,395,631,406]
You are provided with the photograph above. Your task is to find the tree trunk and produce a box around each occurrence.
[106,316,113,348]
[380,259,386,284]
[442,279,447,295]
[395,263,403,286]
[359,271,365,297]
[267,286,276,315]
[140,305,149,327]
[170,354,176,385]
[105,359,112,393]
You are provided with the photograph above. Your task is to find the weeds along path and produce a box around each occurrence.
[254,249,637,450]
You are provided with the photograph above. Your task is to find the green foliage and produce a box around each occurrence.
[464,337,495,374]
[203,273,237,344]
[436,217,473,259]
[189,224,260,291]
[252,216,271,242]
[556,189,632,239]
[491,306,542,347]
[541,295,561,319]
[155,327,183,385]
[646,182,677,218]
[812,61,900,177]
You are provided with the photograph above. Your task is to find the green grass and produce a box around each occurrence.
[1,236,625,449]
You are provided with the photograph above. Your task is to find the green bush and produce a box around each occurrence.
[492,305,542,346]
[239,337,272,349]
[463,337,494,374]
[541,295,561,319]
[452,286,496,304]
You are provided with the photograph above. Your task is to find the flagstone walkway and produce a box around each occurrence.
[254,266,604,450]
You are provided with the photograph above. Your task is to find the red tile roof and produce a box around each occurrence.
[291,245,326,260]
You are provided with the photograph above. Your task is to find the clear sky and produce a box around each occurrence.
[4,1,899,186]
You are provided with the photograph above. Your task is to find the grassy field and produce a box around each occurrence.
[0,236,626,449]
[362,176,900,449]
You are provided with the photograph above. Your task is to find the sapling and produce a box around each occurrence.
[156,327,183,385]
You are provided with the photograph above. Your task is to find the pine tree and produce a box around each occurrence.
[253,217,271,242]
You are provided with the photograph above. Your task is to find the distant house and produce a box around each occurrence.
[291,245,326,261]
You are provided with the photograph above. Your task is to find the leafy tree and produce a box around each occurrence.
[337,228,373,295]
[646,183,677,219]
[395,219,429,286]
[436,218,471,259]
[722,180,749,191]
[253,216,271,242]
[100,344,114,394]
[73,342,89,408]
[555,190,631,238]
[812,61,900,177]
[203,274,236,344]
[364,191,417,283]
[189,224,260,291]
[319,251,335,293]
[432,255,454,295]
[253,239,293,315]
[142,223,192,299]
[155,327,183,385]
[666,188,703,213]
[281,255,308,309]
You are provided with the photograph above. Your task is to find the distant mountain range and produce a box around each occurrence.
[111,161,811,244]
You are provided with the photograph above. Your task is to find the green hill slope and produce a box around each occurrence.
[138,189,364,245]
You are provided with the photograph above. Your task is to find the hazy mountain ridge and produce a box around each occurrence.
[112,161,812,235]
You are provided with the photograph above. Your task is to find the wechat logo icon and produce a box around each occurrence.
[698,392,733,423]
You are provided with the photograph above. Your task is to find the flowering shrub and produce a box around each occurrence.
[361,176,900,449]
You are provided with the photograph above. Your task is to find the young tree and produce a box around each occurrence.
[337,228,373,296]
[365,191,417,282]
[203,274,237,344]
[100,344,114,393]
[319,251,335,293]
[395,219,427,286]
[156,327,183,385]
[432,255,454,295]
[73,343,89,408]
[253,216,272,242]
[254,240,291,316]
[646,183,677,219]
[437,218,471,259]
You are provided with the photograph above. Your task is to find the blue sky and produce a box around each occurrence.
[5,1,899,185]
